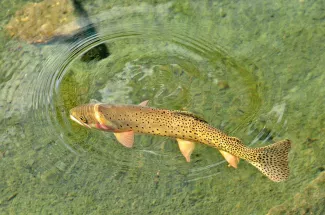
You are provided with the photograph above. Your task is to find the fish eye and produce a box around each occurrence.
[79,115,88,124]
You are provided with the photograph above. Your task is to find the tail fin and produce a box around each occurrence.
[248,139,291,182]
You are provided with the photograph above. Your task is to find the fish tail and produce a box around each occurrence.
[247,139,291,182]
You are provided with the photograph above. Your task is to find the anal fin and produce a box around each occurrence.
[219,150,240,168]
[177,139,195,162]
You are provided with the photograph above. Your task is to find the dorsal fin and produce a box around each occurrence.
[173,111,207,123]
[139,100,149,106]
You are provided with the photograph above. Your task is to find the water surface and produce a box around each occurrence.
[1,0,324,214]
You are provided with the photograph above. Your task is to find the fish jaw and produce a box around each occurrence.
[69,114,91,128]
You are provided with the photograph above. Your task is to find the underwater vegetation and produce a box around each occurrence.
[0,0,324,214]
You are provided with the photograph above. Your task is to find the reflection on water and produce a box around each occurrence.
[1,0,324,214]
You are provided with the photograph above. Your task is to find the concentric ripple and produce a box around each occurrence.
[1,3,289,183]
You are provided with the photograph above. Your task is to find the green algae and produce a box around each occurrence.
[1,0,325,214]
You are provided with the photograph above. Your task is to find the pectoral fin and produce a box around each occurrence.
[114,131,134,148]
[177,139,195,162]
[219,150,240,168]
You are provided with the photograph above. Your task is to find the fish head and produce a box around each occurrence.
[69,104,118,132]
[69,105,98,129]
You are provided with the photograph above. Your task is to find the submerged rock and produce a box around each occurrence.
[217,80,229,90]
[5,0,80,44]
[267,172,325,215]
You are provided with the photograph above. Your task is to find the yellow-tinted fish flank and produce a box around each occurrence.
[70,103,291,182]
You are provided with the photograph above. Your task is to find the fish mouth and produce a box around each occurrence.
[69,114,91,128]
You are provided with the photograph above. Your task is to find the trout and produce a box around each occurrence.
[70,100,291,182]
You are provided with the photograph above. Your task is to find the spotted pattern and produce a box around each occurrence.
[70,104,291,182]
[248,139,291,182]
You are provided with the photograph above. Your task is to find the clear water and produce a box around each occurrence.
[1,0,324,214]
